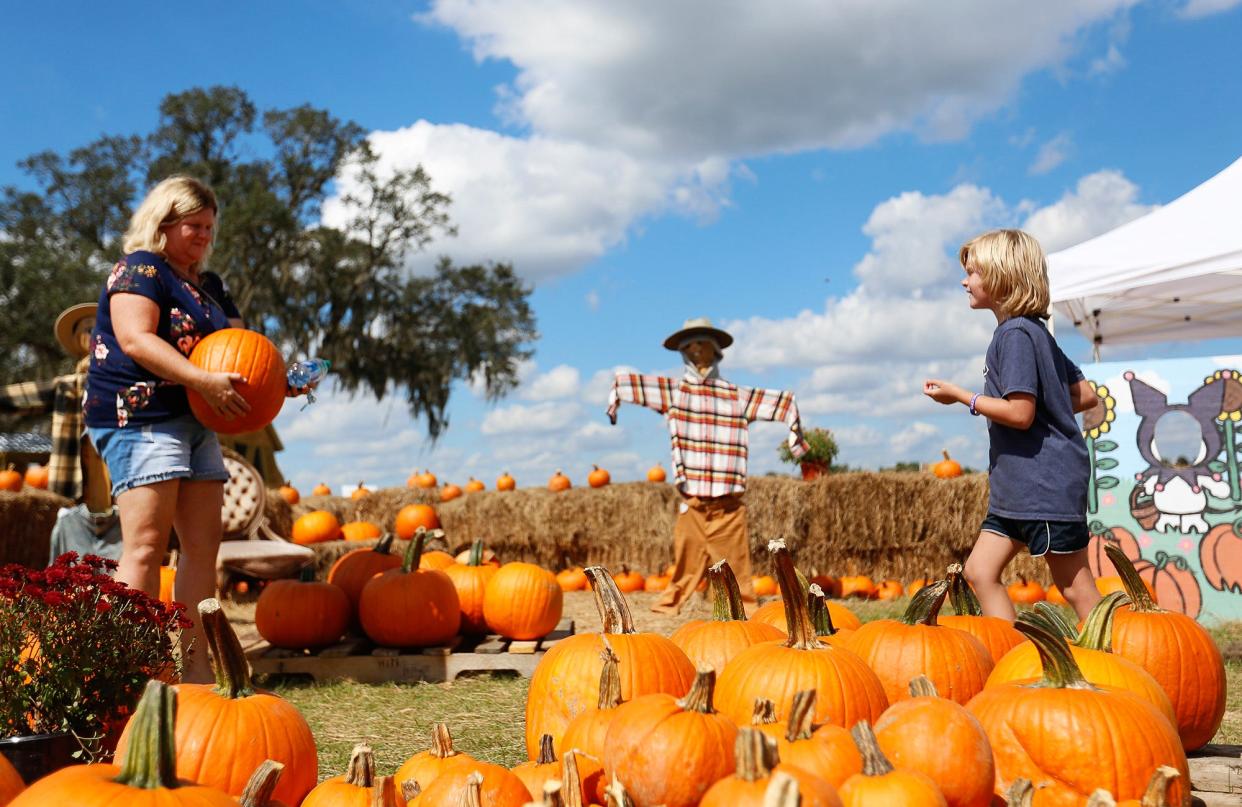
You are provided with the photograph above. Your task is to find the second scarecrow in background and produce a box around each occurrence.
[607,317,809,614]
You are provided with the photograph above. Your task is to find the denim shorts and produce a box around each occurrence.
[980,512,1090,557]
[87,413,230,498]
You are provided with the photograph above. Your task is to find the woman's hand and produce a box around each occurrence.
[923,379,967,405]
[195,371,251,419]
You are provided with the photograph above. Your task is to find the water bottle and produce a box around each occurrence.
[287,358,331,406]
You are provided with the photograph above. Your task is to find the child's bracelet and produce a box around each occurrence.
[969,393,981,416]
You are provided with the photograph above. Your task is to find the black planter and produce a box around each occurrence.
[0,731,78,784]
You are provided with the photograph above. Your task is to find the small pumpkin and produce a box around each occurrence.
[905,577,933,597]
[752,575,779,597]
[496,472,516,491]
[548,470,572,492]
[931,450,962,479]
[643,575,670,592]
[838,721,946,806]
[810,572,842,598]
[22,465,47,490]
[875,580,904,600]
[186,328,287,434]
[669,559,784,673]
[291,510,341,545]
[360,528,461,647]
[587,465,610,488]
[341,520,382,542]
[394,723,475,797]
[557,567,589,592]
[699,727,842,807]
[311,482,331,496]
[465,477,486,493]
[752,691,859,789]
[646,464,666,483]
[937,564,1024,664]
[1005,577,1045,604]
[350,482,371,500]
[255,566,350,650]
[752,595,862,634]
[485,562,563,640]
[395,503,440,538]
[440,483,463,502]
[1045,585,1067,605]
[302,745,400,807]
[445,540,500,634]
[413,469,438,489]
[276,483,299,505]
[0,465,23,492]
[414,760,530,807]
[420,545,457,571]
[839,575,877,599]
[613,566,645,593]
[559,645,625,799]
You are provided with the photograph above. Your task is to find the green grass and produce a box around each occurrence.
[268,603,1242,781]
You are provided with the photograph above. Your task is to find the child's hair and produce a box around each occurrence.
[959,229,1050,319]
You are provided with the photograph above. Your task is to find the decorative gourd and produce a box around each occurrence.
[291,510,341,545]
[931,450,962,479]
[394,723,475,796]
[937,565,1025,664]
[752,691,860,788]
[556,567,588,592]
[497,472,516,491]
[548,471,572,492]
[302,745,400,807]
[613,566,645,593]
[669,560,784,673]
[395,503,440,538]
[276,483,299,505]
[839,721,946,806]
[465,477,486,493]
[587,465,610,488]
[699,728,842,807]
[1105,543,1226,751]
[360,529,460,646]
[0,750,24,805]
[414,760,531,807]
[874,677,993,807]
[311,482,331,496]
[484,562,563,640]
[255,567,350,650]
[341,520,383,542]
[22,465,47,490]
[9,681,238,807]
[714,541,888,728]
[524,567,694,758]
[0,465,22,492]
[114,601,318,806]
[646,464,666,483]
[966,621,1190,804]
[1005,577,1045,604]
[445,540,500,634]
[187,328,287,434]
[986,595,1177,726]
[604,668,738,807]
[440,483,462,502]
[240,760,288,807]
[844,579,992,706]
[327,532,404,614]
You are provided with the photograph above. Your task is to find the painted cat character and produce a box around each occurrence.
[1127,371,1229,533]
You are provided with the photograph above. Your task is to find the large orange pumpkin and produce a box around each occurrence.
[669,559,784,673]
[967,621,1189,805]
[844,579,992,706]
[699,728,842,807]
[839,721,947,806]
[444,540,499,634]
[359,529,460,647]
[255,567,350,650]
[751,691,859,789]
[21,465,47,490]
[291,510,341,545]
[605,669,738,807]
[10,681,238,807]
[714,541,889,729]
[302,745,400,807]
[483,562,563,640]
[327,532,404,615]
[186,328,287,434]
[587,465,610,488]
[414,758,530,807]
[524,567,695,758]
[395,723,476,796]
[937,564,1024,665]
[114,600,318,806]
[931,450,962,479]
[1105,544,1226,751]
[0,750,24,805]
[395,503,440,538]
[559,645,625,802]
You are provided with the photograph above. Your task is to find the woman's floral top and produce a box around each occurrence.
[84,251,232,428]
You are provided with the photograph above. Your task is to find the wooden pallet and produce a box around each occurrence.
[244,618,574,683]
[1191,744,1242,806]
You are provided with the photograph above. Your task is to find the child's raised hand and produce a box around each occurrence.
[923,379,964,405]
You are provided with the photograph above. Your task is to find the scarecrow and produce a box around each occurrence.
[607,317,809,614]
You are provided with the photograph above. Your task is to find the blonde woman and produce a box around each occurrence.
[923,229,1101,623]
[85,176,249,682]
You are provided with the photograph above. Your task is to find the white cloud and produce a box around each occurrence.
[585,290,600,311]
[1028,132,1073,175]
[1022,170,1157,252]
[1177,0,1242,18]
[889,421,941,456]
[1088,44,1127,76]
[522,364,581,401]
[480,400,583,435]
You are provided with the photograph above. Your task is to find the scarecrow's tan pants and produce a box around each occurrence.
[653,494,756,615]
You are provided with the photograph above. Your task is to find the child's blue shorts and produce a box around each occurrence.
[980,512,1090,557]
[87,413,230,498]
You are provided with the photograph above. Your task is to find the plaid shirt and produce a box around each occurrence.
[0,373,85,500]
[608,371,809,498]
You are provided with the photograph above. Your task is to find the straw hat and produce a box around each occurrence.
[54,303,97,358]
[662,316,734,352]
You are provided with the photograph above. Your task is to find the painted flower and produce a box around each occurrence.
[1203,369,1242,421]
[92,336,109,361]
[1082,380,1116,438]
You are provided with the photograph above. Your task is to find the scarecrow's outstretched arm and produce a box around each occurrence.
[607,372,676,424]
[740,385,809,458]
[0,378,57,415]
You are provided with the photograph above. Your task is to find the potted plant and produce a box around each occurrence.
[778,427,839,481]
[0,552,187,782]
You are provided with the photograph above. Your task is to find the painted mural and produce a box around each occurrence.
[1080,355,1242,624]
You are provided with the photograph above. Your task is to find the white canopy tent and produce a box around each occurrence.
[1047,157,1242,358]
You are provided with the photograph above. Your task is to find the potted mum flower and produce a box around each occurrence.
[0,553,187,782]
[778,427,839,480]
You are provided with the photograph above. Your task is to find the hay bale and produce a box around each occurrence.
[0,489,74,568]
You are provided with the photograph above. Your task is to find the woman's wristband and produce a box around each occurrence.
[969,392,981,416]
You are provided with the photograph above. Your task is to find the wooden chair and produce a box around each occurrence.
[215,447,313,592]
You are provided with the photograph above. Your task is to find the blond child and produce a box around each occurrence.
[924,229,1101,621]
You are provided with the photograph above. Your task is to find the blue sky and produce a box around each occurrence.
[4,0,1242,493]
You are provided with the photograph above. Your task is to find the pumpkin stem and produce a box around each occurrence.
[750,698,778,726]
[1075,591,1130,651]
[199,597,254,698]
[468,540,485,567]
[1104,544,1162,613]
[400,527,427,574]
[1014,620,1094,690]
[561,751,585,807]
[907,675,940,699]
[850,720,894,777]
[734,727,780,783]
[583,567,637,635]
[1030,601,1080,639]
[676,667,718,714]
[373,532,397,555]
[345,743,377,788]
[946,563,982,617]
[536,733,557,765]
[762,772,802,807]
[597,643,624,709]
[112,680,180,790]
[785,689,817,742]
[807,585,838,636]
[1086,791,1116,807]
[899,579,951,626]
[707,559,748,622]
[298,565,316,583]
[241,760,285,807]
[768,540,823,650]
[1006,779,1035,806]
[539,780,566,807]
[1140,765,1180,807]
[425,722,458,759]
[603,774,635,807]
[371,775,397,807]
[1016,607,1076,640]
[460,771,485,807]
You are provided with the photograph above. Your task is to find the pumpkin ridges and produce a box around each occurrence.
[187,329,287,434]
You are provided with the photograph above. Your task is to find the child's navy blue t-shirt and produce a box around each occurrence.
[982,316,1089,522]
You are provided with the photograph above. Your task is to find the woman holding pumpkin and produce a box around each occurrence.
[923,229,1101,622]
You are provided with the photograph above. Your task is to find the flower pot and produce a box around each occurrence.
[0,731,78,784]
[800,461,829,481]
